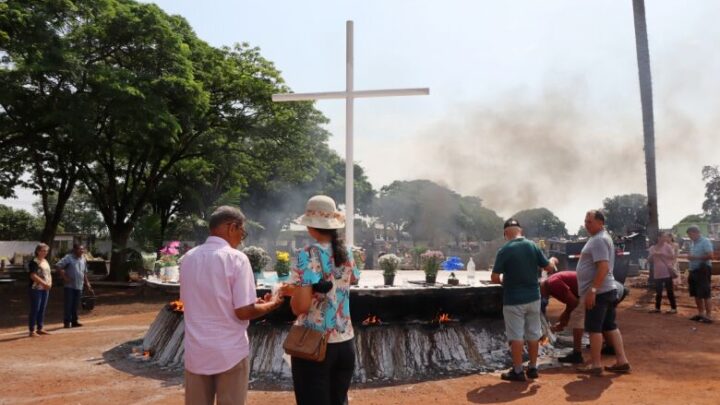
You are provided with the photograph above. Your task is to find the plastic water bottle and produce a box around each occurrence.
[467,258,476,285]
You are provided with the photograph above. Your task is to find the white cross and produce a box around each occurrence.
[272,20,429,247]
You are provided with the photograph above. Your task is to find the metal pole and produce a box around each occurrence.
[632,0,659,245]
[345,20,355,247]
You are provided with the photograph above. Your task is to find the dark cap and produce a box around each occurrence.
[504,218,521,229]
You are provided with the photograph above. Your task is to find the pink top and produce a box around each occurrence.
[179,236,256,375]
[649,242,676,279]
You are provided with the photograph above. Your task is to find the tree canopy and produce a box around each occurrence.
[602,194,649,235]
[511,208,568,239]
[702,165,720,222]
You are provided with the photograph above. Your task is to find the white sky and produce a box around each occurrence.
[4,1,720,232]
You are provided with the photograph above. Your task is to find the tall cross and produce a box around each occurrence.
[273,20,429,247]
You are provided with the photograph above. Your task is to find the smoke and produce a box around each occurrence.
[356,77,720,231]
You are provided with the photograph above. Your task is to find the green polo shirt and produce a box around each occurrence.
[493,237,549,305]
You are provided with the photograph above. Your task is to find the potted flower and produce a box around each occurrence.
[156,241,181,283]
[378,254,401,286]
[243,246,270,285]
[275,250,291,280]
[442,256,464,285]
[421,250,444,284]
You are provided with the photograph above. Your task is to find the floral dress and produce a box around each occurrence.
[290,243,360,343]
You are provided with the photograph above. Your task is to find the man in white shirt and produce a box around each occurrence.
[180,205,285,405]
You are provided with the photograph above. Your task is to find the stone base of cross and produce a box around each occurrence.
[272,20,429,247]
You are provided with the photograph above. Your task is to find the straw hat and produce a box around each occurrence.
[297,195,345,229]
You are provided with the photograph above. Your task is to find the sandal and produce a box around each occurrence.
[604,363,631,374]
[577,365,603,376]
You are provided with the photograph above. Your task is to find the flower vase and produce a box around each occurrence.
[162,265,179,283]
[425,273,437,284]
[383,274,395,286]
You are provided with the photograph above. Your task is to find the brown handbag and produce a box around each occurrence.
[283,324,327,362]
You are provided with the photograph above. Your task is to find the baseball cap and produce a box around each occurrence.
[504,218,521,229]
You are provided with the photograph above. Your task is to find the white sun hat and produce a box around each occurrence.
[297,195,345,230]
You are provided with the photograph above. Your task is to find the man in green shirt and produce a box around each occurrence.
[492,218,557,382]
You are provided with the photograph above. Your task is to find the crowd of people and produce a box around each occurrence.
[25,194,716,404]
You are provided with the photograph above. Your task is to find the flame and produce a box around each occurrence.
[143,350,151,359]
[436,312,453,324]
[539,336,550,346]
[362,314,382,326]
[169,300,184,313]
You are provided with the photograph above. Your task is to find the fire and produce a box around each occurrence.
[362,314,382,326]
[143,350,151,359]
[169,300,184,313]
[539,336,550,346]
[435,312,453,324]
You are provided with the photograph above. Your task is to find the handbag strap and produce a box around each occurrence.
[307,245,330,335]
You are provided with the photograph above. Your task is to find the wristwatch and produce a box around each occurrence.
[590,287,597,293]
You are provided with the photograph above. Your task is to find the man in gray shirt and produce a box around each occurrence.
[56,244,94,328]
[576,210,630,375]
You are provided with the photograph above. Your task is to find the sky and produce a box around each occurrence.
[3,0,720,232]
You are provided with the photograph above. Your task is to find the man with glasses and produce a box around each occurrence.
[180,205,286,405]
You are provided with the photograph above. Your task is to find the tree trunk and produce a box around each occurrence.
[108,224,134,281]
[632,0,659,246]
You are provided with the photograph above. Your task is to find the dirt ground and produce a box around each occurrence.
[1,279,719,405]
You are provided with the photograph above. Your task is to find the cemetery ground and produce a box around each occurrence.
[0,282,718,405]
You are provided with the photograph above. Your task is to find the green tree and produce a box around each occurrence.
[512,208,568,239]
[0,0,94,245]
[602,194,649,235]
[376,180,458,246]
[32,188,106,237]
[456,196,504,241]
[0,204,41,240]
[702,165,720,222]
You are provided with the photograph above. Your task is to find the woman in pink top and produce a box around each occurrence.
[648,232,677,313]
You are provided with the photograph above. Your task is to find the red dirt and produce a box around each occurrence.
[1,281,718,404]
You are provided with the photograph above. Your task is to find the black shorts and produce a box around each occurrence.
[688,264,712,299]
[585,290,618,333]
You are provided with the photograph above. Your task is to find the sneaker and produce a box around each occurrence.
[698,317,713,324]
[558,351,584,364]
[500,369,527,382]
[690,315,703,321]
[665,309,677,314]
[601,345,616,356]
[71,322,83,328]
[577,364,603,376]
[648,308,661,313]
[37,330,51,335]
[525,367,539,379]
[604,363,631,374]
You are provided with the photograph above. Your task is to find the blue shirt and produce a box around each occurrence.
[689,237,713,270]
[56,254,87,290]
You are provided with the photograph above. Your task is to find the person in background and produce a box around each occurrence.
[684,225,714,323]
[648,232,678,314]
[491,218,557,382]
[285,195,360,405]
[28,243,52,337]
[541,271,585,364]
[55,244,93,328]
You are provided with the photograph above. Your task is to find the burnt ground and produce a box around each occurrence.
[1,278,719,404]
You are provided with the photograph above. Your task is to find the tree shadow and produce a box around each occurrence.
[466,381,540,403]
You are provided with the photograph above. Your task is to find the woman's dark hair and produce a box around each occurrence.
[312,228,348,266]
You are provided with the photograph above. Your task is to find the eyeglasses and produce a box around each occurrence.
[225,222,247,241]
